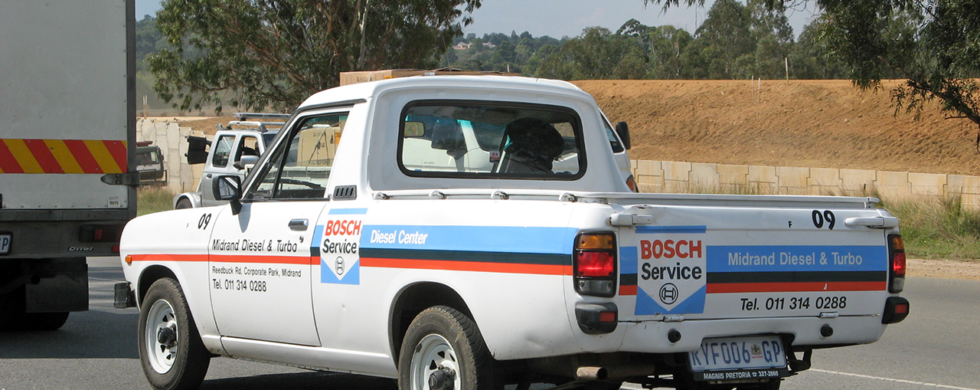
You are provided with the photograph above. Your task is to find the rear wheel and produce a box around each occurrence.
[398,306,498,390]
[23,312,70,330]
[174,198,192,210]
[138,278,210,390]
[0,289,26,331]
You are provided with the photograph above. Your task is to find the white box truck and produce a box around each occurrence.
[0,0,136,330]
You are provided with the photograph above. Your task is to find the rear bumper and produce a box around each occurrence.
[616,315,887,354]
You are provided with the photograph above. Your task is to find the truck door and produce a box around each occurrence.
[207,114,338,346]
[200,134,237,207]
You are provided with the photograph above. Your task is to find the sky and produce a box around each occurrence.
[135,0,819,40]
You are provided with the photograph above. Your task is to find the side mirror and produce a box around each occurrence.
[185,135,211,164]
[212,175,243,215]
[233,155,259,170]
[615,121,631,151]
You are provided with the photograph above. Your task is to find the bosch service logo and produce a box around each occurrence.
[659,283,679,305]
[335,257,345,275]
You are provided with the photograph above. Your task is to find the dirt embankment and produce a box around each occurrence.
[575,80,980,176]
[163,80,980,278]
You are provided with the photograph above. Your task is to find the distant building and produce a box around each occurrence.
[453,42,472,51]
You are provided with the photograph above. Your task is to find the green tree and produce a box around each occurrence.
[149,0,481,113]
[647,0,980,142]
[695,0,753,78]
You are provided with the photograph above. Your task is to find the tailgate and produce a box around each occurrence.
[614,204,893,321]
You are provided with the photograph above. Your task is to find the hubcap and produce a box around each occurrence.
[411,334,460,390]
[144,299,178,374]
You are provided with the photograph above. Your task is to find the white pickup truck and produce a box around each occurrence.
[116,76,909,390]
[173,114,287,209]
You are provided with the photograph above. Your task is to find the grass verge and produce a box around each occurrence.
[679,182,980,259]
[137,186,174,216]
[878,195,980,259]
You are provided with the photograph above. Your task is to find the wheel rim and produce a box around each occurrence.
[144,299,179,374]
[410,334,461,390]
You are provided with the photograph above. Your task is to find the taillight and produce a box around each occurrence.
[79,224,124,243]
[882,296,910,324]
[574,233,617,297]
[626,175,639,193]
[888,234,905,293]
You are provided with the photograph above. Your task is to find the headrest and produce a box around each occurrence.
[503,118,565,160]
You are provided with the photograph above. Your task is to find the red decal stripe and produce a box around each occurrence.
[706,281,886,294]
[131,254,207,262]
[103,140,128,173]
[619,285,638,296]
[131,254,319,265]
[0,141,24,173]
[23,139,63,173]
[361,257,571,275]
[63,140,102,173]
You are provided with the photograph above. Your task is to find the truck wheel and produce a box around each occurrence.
[175,198,192,209]
[22,312,70,331]
[138,278,210,390]
[0,290,26,331]
[398,306,497,390]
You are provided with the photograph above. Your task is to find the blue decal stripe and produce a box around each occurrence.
[636,225,707,234]
[707,245,887,273]
[620,246,638,275]
[360,225,578,254]
[329,208,368,215]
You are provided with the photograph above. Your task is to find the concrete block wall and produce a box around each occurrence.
[136,119,205,194]
[135,118,980,208]
[630,159,980,209]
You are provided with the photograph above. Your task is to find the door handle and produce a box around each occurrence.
[288,219,309,231]
[206,173,212,178]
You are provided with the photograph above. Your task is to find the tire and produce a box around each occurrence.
[0,289,26,331]
[398,306,497,390]
[138,278,210,390]
[22,312,70,331]
[174,198,192,210]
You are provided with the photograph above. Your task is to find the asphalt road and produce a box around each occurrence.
[0,257,977,390]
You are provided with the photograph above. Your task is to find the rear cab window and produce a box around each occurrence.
[398,101,586,179]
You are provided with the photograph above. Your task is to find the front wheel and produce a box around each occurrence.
[398,306,497,390]
[138,278,210,390]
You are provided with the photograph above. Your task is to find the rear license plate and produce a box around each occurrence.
[0,233,11,255]
[688,336,789,382]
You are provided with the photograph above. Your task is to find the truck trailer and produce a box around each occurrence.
[0,0,136,330]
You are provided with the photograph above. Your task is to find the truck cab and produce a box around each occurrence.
[173,113,286,208]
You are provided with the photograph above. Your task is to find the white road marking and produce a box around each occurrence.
[809,369,978,390]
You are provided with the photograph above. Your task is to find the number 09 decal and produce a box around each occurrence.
[198,213,212,230]
[812,210,835,230]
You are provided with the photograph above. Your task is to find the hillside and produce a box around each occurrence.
[177,79,980,176]
[575,80,980,176]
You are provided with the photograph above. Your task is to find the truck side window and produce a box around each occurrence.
[211,135,235,168]
[604,120,625,153]
[398,101,584,179]
[234,136,260,162]
[249,113,347,200]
